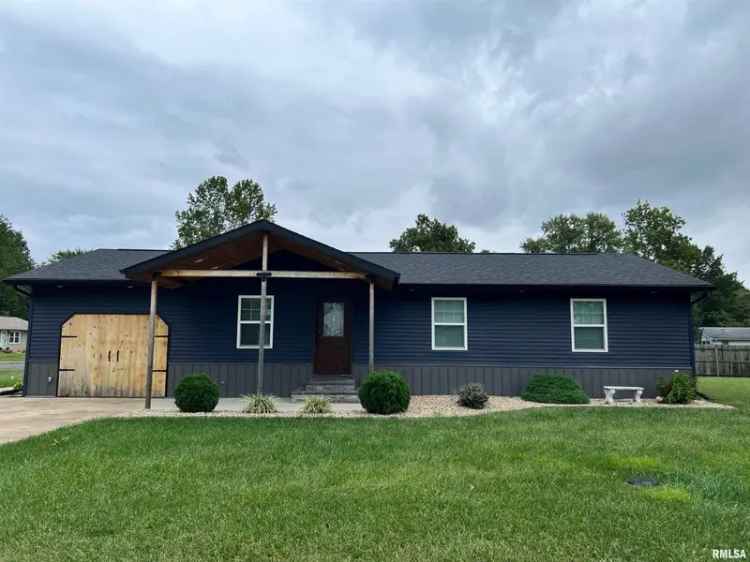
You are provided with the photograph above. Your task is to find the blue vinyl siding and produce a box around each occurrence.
[372,290,691,367]
[28,281,692,370]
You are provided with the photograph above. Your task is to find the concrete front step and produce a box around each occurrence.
[292,375,359,403]
[304,383,356,393]
[307,376,354,383]
[291,392,360,403]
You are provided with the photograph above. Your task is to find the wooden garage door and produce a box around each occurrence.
[58,314,168,397]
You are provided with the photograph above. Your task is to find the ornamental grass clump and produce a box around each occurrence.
[174,374,220,413]
[358,370,411,415]
[301,396,332,415]
[521,374,590,404]
[242,393,278,414]
[457,382,489,409]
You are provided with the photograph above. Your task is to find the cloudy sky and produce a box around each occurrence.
[1,1,748,281]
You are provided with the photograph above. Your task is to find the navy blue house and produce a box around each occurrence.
[5,220,710,399]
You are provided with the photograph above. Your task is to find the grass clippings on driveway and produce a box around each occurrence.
[1,407,748,561]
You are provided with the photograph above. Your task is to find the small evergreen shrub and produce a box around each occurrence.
[242,393,277,414]
[457,383,489,409]
[301,396,332,415]
[658,372,697,403]
[656,376,672,399]
[521,374,590,404]
[174,374,220,413]
[664,373,695,404]
[358,371,411,415]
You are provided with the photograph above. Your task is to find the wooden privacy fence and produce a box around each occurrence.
[694,345,750,376]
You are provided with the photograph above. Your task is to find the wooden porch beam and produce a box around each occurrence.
[160,269,367,280]
[369,279,375,373]
[144,277,158,409]
[256,234,268,395]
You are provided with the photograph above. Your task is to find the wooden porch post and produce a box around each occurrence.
[144,276,159,409]
[256,234,269,394]
[369,279,375,373]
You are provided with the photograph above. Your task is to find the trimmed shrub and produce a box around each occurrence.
[457,383,489,410]
[243,393,277,414]
[358,371,411,415]
[664,374,695,404]
[174,374,220,413]
[301,396,332,415]
[656,376,672,399]
[521,374,590,404]
[656,373,698,404]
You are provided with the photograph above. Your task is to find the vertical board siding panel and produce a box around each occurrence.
[164,362,673,397]
[26,362,59,396]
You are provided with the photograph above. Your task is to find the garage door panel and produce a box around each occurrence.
[57,314,169,397]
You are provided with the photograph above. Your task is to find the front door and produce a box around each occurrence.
[314,300,351,375]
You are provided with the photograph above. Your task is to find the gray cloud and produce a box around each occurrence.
[0,1,748,282]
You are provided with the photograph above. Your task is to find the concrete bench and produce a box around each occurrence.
[603,385,644,405]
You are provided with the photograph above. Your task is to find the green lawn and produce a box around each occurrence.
[0,369,21,388]
[698,376,750,410]
[1,409,749,561]
[0,351,24,362]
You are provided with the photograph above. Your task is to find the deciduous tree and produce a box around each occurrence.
[522,213,623,253]
[390,214,476,253]
[0,215,33,318]
[174,177,277,248]
[47,248,91,264]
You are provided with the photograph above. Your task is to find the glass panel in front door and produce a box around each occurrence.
[323,302,344,337]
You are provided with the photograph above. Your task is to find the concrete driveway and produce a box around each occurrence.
[0,396,365,445]
[0,397,144,444]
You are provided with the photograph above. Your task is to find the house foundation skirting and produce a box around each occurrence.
[24,360,687,398]
[352,364,684,398]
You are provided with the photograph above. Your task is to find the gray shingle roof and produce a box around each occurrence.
[700,327,750,342]
[352,252,711,288]
[5,249,166,284]
[0,316,28,331]
[4,248,710,289]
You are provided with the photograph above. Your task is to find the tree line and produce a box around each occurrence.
[1,177,747,329]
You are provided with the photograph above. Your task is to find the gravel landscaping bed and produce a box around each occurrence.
[122,394,731,419]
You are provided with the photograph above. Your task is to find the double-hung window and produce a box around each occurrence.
[431,297,468,351]
[8,331,21,345]
[570,298,608,352]
[237,295,274,349]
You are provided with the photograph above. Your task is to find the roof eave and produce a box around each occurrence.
[121,220,400,286]
[396,282,713,290]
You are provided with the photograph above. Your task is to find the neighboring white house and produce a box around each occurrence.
[0,316,28,352]
[700,327,750,346]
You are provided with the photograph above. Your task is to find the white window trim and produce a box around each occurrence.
[236,295,275,350]
[431,297,468,351]
[570,298,608,353]
[8,331,21,344]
